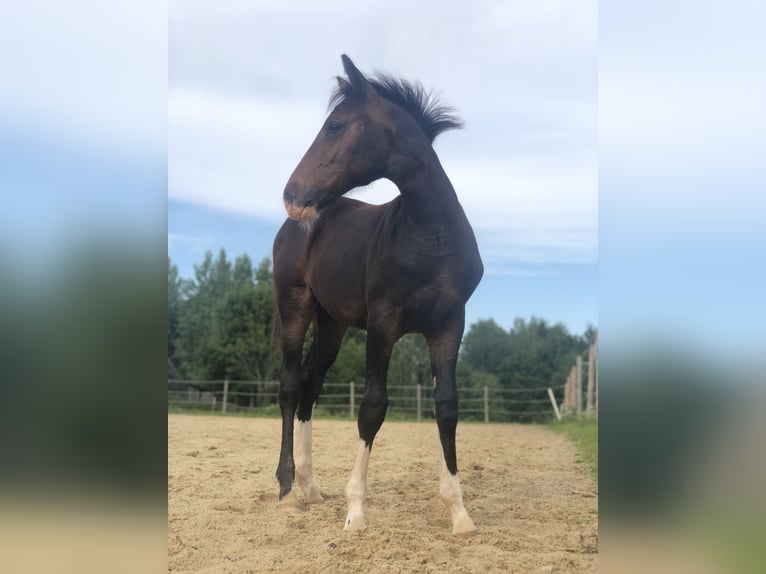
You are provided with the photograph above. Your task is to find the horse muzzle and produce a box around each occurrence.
[283,182,321,223]
[284,200,319,223]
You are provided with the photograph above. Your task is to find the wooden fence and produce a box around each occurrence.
[560,332,598,419]
[168,379,567,423]
[168,333,598,423]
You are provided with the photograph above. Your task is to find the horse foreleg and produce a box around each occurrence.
[275,358,300,512]
[274,289,313,512]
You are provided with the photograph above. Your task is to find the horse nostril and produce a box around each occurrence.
[303,199,315,208]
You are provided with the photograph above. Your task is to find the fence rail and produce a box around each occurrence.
[168,378,575,423]
[169,333,598,423]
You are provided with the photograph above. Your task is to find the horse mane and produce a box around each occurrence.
[330,73,463,143]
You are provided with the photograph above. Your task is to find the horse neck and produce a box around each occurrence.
[390,143,466,230]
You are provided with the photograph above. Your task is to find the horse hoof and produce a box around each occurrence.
[303,487,325,505]
[343,514,366,532]
[452,514,477,537]
[276,490,300,512]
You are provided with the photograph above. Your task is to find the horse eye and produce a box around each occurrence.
[326,120,345,134]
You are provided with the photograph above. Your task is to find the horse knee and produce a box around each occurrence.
[296,372,322,421]
[296,399,316,421]
[358,390,388,444]
[360,389,388,418]
[279,379,299,411]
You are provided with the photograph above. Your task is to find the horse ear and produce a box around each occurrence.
[336,76,351,92]
[341,54,375,99]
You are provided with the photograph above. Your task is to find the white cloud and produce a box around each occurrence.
[169,88,320,146]
[1,0,166,154]
[168,84,597,266]
[168,0,597,268]
[168,88,323,220]
[448,157,596,230]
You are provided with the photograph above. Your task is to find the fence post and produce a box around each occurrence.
[571,367,576,412]
[211,395,216,411]
[569,367,576,411]
[483,385,489,423]
[594,332,599,412]
[222,380,229,413]
[349,381,355,419]
[586,343,595,416]
[547,388,562,421]
[576,355,583,416]
[416,383,422,421]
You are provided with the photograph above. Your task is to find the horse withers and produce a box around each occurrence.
[272,55,483,536]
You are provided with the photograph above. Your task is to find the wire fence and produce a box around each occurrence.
[168,379,571,423]
[169,336,597,423]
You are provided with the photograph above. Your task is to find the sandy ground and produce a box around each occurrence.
[168,415,598,573]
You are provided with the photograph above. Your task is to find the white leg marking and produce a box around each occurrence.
[439,444,477,536]
[344,440,370,531]
[295,418,323,504]
[275,489,299,512]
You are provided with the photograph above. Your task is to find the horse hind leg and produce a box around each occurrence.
[437,431,476,536]
[294,419,323,504]
[344,438,372,531]
[434,381,476,536]
[428,318,477,536]
[344,325,394,532]
[294,309,347,505]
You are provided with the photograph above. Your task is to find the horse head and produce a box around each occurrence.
[283,55,394,225]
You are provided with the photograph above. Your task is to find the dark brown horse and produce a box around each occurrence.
[273,55,483,535]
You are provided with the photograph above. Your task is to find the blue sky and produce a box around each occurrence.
[598,0,766,359]
[0,0,761,354]
[168,0,598,336]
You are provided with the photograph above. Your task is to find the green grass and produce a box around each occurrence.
[693,512,766,574]
[549,416,598,478]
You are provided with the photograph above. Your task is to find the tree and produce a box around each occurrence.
[168,248,595,420]
[172,250,279,409]
[583,323,598,346]
[455,316,589,420]
[168,257,181,362]
[220,256,278,382]
[495,317,580,389]
[460,319,511,375]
